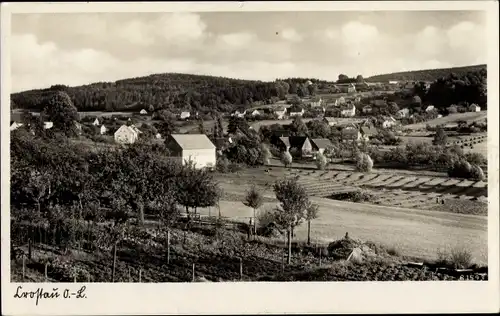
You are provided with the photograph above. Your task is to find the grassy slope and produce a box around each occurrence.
[366,64,486,82]
[212,171,488,265]
[404,112,488,130]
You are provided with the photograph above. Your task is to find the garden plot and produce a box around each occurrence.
[402,177,433,188]
[461,187,488,198]
[385,177,419,188]
[439,178,465,186]
[341,173,366,184]
[472,181,488,188]
[359,174,395,186]
[331,172,351,181]
[354,173,382,185]
[365,175,407,188]
[422,178,449,186]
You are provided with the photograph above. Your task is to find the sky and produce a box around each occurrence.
[10,11,487,93]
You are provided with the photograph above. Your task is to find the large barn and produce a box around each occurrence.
[165,134,216,169]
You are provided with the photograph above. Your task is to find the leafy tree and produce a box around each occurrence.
[273,178,310,264]
[315,152,327,170]
[306,119,330,138]
[307,84,318,96]
[338,74,349,82]
[290,116,308,136]
[261,143,272,165]
[356,75,364,83]
[197,119,205,134]
[356,153,373,172]
[42,91,79,136]
[281,151,293,168]
[155,110,178,137]
[433,127,448,145]
[305,202,319,245]
[175,160,221,221]
[243,185,264,233]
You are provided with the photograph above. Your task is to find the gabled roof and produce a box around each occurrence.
[323,117,337,123]
[170,134,216,150]
[288,136,309,149]
[279,136,291,148]
[288,105,304,113]
[311,138,333,149]
[360,126,378,136]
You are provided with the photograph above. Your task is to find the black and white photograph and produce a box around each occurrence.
[1,1,499,315]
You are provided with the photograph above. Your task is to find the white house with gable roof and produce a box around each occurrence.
[165,134,216,169]
[114,125,139,144]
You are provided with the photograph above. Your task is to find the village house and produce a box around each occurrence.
[140,109,148,115]
[360,126,378,141]
[250,109,261,117]
[353,96,362,104]
[274,107,287,120]
[165,134,216,169]
[340,104,356,117]
[425,105,435,112]
[180,111,191,120]
[469,104,481,112]
[288,105,305,117]
[74,122,83,135]
[347,83,357,94]
[44,122,53,130]
[92,118,100,126]
[341,126,361,142]
[100,125,108,135]
[232,109,247,118]
[155,133,162,139]
[114,125,139,144]
[323,117,337,127]
[362,105,373,114]
[10,122,23,131]
[332,97,346,107]
[310,138,333,155]
[381,116,398,129]
[275,136,313,157]
[396,108,410,118]
[309,96,323,108]
[388,80,399,85]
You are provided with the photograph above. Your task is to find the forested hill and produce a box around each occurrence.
[366,64,486,82]
[10,73,290,114]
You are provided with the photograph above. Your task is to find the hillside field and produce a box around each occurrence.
[404,111,487,130]
[366,64,486,82]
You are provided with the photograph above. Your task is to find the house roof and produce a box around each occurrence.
[288,105,303,113]
[170,134,216,150]
[360,126,378,136]
[288,136,309,149]
[311,138,333,149]
[341,128,359,137]
[323,117,337,123]
[279,136,291,148]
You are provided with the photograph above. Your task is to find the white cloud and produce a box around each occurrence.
[215,32,256,49]
[280,28,303,42]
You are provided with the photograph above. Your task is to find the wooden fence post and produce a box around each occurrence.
[139,269,142,283]
[319,248,323,267]
[192,263,195,282]
[28,239,32,260]
[128,267,131,282]
[112,243,117,283]
[45,263,48,282]
[167,230,171,264]
[239,258,243,280]
[22,255,26,281]
[74,275,77,283]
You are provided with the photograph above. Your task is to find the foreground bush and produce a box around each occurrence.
[448,159,485,180]
[355,153,373,172]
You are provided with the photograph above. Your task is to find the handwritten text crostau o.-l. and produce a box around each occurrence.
[14,285,87,306]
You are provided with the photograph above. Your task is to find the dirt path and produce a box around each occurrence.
[208,183,488,265]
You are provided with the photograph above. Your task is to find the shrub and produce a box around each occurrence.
[355,153,373,172]
[280,151,293,168]
[216,155,230,173]
[469,164,485,181]
[465,152,487,165]
[448,159,472,178]
[329,190,378,203]
[450,247,474,269]
[315,152,327,170]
